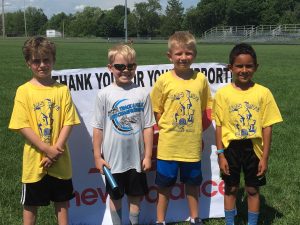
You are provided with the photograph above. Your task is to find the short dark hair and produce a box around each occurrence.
[229,43,257,65]
[22,36,56,63]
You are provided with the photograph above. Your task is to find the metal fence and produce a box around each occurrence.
[201,24,300,43]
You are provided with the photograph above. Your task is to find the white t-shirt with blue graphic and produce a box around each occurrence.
[91,83,156,174]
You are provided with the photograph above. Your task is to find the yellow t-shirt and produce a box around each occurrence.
[213,83,283,159]
[9,82,80,183]
[151,71,212,161]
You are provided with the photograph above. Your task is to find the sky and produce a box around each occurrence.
[3,0,199,18]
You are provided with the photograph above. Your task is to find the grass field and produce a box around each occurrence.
[0,38,299,225]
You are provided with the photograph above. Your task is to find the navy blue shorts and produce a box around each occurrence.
[106,169,148,200]
[155,159,203,187]
[21,174,74,206]
[222,139,266,187]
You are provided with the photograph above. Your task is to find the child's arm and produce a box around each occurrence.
[93,128,109,174]
[142,126,154,171]
[40,125,73,168]
[19,127,63,160]
[55,125,73,151]
[216,125,230,175]
[154,112,162,124]
[257,126,272,176]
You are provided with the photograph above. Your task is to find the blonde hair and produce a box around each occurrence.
[168,31,197,55]
[22,36,56,63]
[108,44,136,64]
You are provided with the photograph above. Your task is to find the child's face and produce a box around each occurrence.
[108,53,136,86]
[229,54,258,85]
[27,54,54,80]
[167,45,196,72]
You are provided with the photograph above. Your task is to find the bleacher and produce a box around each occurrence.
[201,24,300,42]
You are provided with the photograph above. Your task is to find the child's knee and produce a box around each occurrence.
[225,185,238,195]
[245,186,259,196]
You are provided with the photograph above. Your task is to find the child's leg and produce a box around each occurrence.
[157,186,172,223]
[23,206,38,225]
[224,185,239,225]
[110,198,122,225]
[127,195,141,225]
[185,184,199,219]
[180,161,203,224]
[245,186,260,225]
[54,201,69,225]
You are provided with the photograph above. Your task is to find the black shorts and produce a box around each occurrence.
[106,169,148,200]
[221,139,266,187]
[21,174,75,206]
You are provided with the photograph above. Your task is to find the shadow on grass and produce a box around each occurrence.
[234,188,283,225]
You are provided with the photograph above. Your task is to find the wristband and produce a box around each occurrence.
[216,149,224,154]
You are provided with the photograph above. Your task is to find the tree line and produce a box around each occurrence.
[1,0,299,37]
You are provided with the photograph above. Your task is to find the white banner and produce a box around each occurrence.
[52,63,232,225]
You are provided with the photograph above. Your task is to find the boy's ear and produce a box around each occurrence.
[254,64,259,71]
[26,61,31,68]
[167,51,172,62]
[107,64,113,72]
[227,64,232,71]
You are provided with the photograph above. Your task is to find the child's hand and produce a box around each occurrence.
[40,156,54,168]
[218,154,230,175]
[257,158,268,177]
[45,145,64,162]
[142,157,152,172]
[94,157,109,174]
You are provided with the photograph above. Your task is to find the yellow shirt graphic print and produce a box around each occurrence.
[34,98,60,144]
[229,101,259,138]
[172,90,198,132]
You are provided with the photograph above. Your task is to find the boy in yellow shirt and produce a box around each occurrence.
[151,31,212,225]
[213,43,283,225]
[9,36,80,225]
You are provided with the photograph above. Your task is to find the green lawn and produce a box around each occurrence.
[0,38,299,225]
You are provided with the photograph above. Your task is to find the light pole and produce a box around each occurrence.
[124,0,128,43]
[23,0,27,37]
[2,0,4,38]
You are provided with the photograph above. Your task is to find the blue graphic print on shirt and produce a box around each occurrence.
[170,90,199,132]
[33,98,60,143]
[229,101,259,138]
[108,99,144,135]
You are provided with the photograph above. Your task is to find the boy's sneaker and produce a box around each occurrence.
[155,222,166,225]
[190,217,204,225]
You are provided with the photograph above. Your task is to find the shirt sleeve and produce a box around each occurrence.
[150,79,164,114]
[201,77,213,112]
[63,88,81,126]
[8,88,31,130]
[90,91,105,129]
[212,91,223,126]
[143,93,156,128]
[261,90,283,127]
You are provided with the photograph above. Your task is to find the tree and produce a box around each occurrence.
[25,7,48,36]
[160,0,184,36]
[46,12,71,36]
[96,5,129,37]
[183,7,201,36]
[133,0,162,37]
[68,7,103,37]
[4,10,25,36]
[183,0,227,35]
[225,0,263,26]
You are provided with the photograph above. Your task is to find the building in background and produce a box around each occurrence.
[46,29,62,38]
